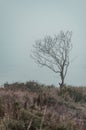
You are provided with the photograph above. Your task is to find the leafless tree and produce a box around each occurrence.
[31,31,72,88]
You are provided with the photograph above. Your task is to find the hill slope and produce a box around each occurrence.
[0,81,86,130]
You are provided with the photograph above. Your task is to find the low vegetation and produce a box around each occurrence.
[0,81,86,130]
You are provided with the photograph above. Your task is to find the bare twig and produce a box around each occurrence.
[39,105,47,130]
[27,119,33,130]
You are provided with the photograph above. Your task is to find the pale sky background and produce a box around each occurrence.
[0,0,86,86]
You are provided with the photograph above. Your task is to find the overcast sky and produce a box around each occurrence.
[0,0,86,86]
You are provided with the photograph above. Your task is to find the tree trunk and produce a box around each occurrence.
[59,71,64,89]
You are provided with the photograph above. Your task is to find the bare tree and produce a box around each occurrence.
[31,31,72,88]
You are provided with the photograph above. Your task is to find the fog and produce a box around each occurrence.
[0,0,86,86]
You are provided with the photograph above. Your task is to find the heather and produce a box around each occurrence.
[0,81,86,130]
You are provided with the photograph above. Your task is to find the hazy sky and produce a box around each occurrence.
[0,0,86,86]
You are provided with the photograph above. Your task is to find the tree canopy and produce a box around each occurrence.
[31,31,72,88]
